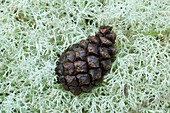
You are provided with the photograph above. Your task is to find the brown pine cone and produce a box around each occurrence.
[55,26,116,95]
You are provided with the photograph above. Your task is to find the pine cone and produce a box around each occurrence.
[55,26,116,95]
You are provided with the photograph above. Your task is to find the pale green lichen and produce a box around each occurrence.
[0,0,170,113]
